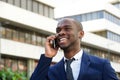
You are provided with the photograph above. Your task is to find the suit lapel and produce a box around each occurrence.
[58,58,66,80]
[77,52,90,80]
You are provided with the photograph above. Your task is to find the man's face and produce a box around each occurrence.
[56,19,82,50]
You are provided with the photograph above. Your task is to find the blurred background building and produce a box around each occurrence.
[0,0,57,78]
[0,0,120,79]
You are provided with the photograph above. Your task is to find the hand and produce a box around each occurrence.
[45,35,59,58]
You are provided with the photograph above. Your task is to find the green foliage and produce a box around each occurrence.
[0,67,28,80]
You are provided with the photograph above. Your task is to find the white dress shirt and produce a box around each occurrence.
[64,49,83,80]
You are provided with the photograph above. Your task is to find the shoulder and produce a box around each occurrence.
[49,58,64,70]
[84,51,109,65]
[83,51,111,72]
[83,52,118,79]
[48,58,64,77]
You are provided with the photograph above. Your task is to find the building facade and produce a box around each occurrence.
[0,0,57,78]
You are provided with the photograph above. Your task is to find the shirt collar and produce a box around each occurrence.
[64,49,83,61]
[73,49,83,61]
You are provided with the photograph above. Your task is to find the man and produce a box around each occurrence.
[30,18,118,80]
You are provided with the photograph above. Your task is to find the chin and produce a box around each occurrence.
[60,45,68,50]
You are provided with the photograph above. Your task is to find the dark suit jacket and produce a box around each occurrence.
[30,51,118,80]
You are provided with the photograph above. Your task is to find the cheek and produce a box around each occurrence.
[69,34,77,42]
[67,31,78,40]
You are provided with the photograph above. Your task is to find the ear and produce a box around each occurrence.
[78,31,84,38]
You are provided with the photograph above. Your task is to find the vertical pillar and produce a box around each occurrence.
[27,59,35,78]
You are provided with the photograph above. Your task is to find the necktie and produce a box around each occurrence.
[66,58,74,80]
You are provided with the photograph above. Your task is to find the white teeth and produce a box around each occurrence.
[60,38,66,41]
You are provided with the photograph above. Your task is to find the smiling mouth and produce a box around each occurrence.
[59,38,67,43]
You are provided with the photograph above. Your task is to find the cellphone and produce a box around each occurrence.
[50,38,58,48]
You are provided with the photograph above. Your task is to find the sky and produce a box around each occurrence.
[49,0,114,18]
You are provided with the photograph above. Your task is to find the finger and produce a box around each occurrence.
[46,35,56,42]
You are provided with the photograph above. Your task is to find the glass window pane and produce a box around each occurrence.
[41,37,46,46]
[7,0,14,5]
[14,0,21,7]
[92,12,97,19]
[44,5,49,17]
[5,58,12,67]
[38,3,44,15]
[19,31,25,42]
[0,58,4,70]
[36,35,42,46]
[0,26,6,38]
[6,28,13,40]
[31,34,36,45]
[32,1,38,13]
[25,33,31,44]
[27,0,32,11]
[98,11,103,18]
[18,60,27,72]
[13,30,19,41]
[86,13,92,20]
[81,14,87,21]
[12,60,18,72]
[21,0,27,9]
[2,0,7,2]
[49,8,54,18]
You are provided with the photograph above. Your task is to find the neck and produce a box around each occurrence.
[64,46,81,59]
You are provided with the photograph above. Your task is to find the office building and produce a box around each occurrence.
[0,0,57,78]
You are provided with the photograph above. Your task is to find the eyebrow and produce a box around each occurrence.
[57,24,72,28]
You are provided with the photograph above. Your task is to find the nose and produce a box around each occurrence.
[57,29,66,36]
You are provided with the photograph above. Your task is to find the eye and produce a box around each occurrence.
[56,28,61,33]
[65,27,71,31]
[56,26,72,33]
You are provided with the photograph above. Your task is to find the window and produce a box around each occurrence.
[38,3,44,15]
[49,8,54,18]
[3,57,27,72]
[44,5,49,17]
[21,0,27,9]
[107,31,120,43]
[81,14,87,21]
[25,32,31,44]
[41,37,46,46]
[36,35,42,46]
[6,28,13,40]
[1,0,54,18]
[13,29,19,41]
[2,0,7,2]
[14,0,21,7]
[18,60,27,72]
[113,3,120,9]
[12,60,18,71]
[27,0,32,11]
[0,23,49,46]
[5,58,12,67]
[91,12,97,19]
[7,0,14,5]
[32,1,38,13]
[19,31,25,42]
[0,26,6,38]
[98,11,103,18]
[31,34,37,45]
[86,13,92,20]
[0,58,4,70]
